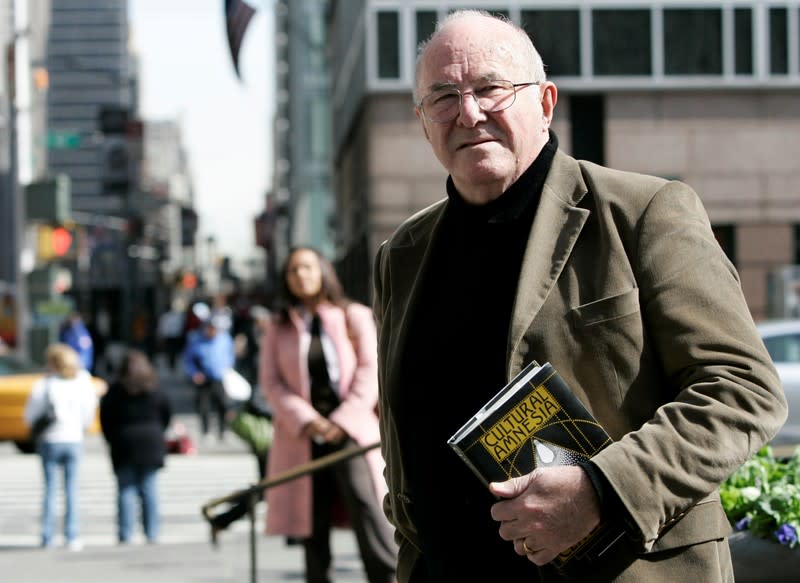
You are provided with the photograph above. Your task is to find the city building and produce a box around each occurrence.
[141,119,197,291]
[2,0,200,355]
[327,0,800,319]
[272,0,334,279]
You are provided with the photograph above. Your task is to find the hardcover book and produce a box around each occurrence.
[447,360,626,576]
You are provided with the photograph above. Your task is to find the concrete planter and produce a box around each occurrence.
[729,531,800,582]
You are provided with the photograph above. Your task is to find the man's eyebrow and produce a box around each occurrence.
[425,75,499,93]
[426,81,458,92]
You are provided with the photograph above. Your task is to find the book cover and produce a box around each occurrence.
[447,360,626,576]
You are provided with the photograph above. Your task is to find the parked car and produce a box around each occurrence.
[0,353,106,453]
[757,319,800,444]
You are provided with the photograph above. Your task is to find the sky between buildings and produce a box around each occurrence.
[129,0,274,269]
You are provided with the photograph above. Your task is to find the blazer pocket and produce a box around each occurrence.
[571,288,640,327]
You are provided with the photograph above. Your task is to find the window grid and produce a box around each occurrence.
[363,1,800,92]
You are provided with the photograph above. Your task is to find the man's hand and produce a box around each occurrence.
[489,466,601,565]
[192,372,206,385]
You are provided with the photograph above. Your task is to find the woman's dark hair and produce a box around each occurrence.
[119,349,158,395]
[276,246,349,322]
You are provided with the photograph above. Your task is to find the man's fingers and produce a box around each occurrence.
[489,474,529,498]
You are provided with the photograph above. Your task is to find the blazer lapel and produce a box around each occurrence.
[384,201,447,407]
[507,151,590,379]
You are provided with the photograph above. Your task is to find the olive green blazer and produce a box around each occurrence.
[373,149,787,582]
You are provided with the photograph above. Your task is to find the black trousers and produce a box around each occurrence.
[194,380,228,438]
[211,448,268,530]
[304,439,397,583]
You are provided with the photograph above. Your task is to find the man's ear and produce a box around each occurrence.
[540,82,558,130]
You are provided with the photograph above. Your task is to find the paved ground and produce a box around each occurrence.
[0,357,370,582]
[0,529,368,582]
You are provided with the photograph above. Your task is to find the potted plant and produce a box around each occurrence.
[720,445,800,581]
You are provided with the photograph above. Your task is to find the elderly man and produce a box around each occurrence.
[372,9,786,582]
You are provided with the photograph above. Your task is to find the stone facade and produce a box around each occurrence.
[346,90,800,320]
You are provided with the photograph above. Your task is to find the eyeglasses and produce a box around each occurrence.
[417,80,540,123]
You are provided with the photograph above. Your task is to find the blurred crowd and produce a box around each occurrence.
[22,248,398,583]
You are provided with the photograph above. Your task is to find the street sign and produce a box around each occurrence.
[35,297,74,319]
[46,130,82,149]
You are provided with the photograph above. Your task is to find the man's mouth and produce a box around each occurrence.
[457,137,496,150]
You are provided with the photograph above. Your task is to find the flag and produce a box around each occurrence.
[225,0,256,79]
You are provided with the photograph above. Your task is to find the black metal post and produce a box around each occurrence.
[248,488,258,583]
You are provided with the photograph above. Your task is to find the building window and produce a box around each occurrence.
[794,225,800,264]
[593,10,651,76]
[488,9,510,19]
[664,9,722,75]
[734,8,753,75]
[377,11,400,79]
[570,95,605,165]
[416,10,437,51]
[521,10,580,77]
[712,224,736,265]
[447,8,508,18]
[770,7,789,75]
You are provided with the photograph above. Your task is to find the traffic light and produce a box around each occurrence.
[100,135,130,193]
[125,214,144,241]
[36,225,74,261]
[97,105,134,194]
[180,206,198,247]
[26,175,71,223]
[98,105,128,134]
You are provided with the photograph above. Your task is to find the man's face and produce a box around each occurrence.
[415,16,556,204]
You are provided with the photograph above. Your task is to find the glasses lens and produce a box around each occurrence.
[421,81,521,122]
[423,89,461,123]
[478,80,516,113]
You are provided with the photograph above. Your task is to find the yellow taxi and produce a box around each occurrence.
[0,353,106,453]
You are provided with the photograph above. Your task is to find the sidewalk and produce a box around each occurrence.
[0,529,368,582]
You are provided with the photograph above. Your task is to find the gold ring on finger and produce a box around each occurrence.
[522,539,535,554]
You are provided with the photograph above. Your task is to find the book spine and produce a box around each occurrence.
[448,443,491,489]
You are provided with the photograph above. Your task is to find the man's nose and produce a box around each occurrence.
[457,93,485,126]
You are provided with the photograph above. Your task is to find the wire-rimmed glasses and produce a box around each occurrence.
[417,80,540,123]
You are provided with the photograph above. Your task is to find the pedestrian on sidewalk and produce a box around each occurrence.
[208,392,273,543]
[100,349,172,544]
[24,343,99,550]
[261,246,398,583]
[156,298,187,373]
[182,313,235,442]
[58,311,94,372]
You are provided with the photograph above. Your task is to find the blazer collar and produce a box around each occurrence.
[507,150,590,378]
[383,200,448,396]
[385,150,590,385]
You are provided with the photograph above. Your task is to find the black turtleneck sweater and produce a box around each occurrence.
[399,135,558,582]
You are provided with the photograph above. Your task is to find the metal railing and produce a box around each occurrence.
[201,441,380,583]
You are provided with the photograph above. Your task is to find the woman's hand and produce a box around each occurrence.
[302,416,347,444]
[321,423,347,444]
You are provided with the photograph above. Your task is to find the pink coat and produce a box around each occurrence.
[260,301,386,537]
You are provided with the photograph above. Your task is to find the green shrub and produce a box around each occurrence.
[720,446,800,547]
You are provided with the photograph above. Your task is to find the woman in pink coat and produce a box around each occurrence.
[261,246,397,583]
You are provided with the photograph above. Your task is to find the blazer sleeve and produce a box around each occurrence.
[590,181,787,550]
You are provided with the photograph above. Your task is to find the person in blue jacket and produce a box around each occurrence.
[182,313,235,441]
[58,312,94,372]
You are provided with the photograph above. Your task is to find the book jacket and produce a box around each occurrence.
[447,361,626,576]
